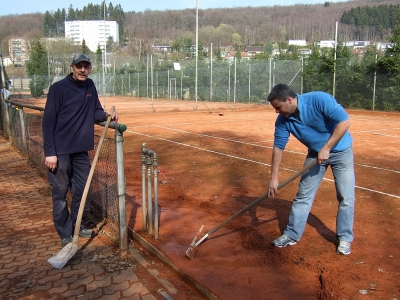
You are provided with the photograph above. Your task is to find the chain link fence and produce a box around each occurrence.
[7,57,398,111]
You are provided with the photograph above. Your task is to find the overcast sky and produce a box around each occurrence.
[0,0,349,16]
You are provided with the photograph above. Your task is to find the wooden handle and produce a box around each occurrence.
[208,159,318,235]
[72,106,116,243]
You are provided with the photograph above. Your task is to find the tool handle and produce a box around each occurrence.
[72,106,115,243]
[208,159,318,235]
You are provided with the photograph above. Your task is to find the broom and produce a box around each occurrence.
[47,106,115,269]
[185,159,318,260]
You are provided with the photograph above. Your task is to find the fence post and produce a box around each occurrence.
[19,108,28,158]
[115,125,128,256]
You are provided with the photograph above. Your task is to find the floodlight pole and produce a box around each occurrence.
[333,21,338,98]
[195,0,198,110]
[103,0,107,110]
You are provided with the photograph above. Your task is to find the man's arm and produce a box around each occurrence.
[318,119,351,163]
[268,146,284,198]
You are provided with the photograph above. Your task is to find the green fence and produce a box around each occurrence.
[8,57,400,111]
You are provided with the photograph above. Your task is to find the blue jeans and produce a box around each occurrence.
[48,152,92,239]
[284,146,355,243]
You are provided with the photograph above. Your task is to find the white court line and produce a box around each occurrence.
[132,117,272,129]
[127,130,400,199]
[353,127,400,134]
[155,126,304,155]
[154,126,400,174]
[370,133,400,138]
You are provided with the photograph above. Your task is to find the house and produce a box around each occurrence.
[314,40,336,48]
[289,40,307,46]
[344,41,370,50]
[222,50,250,61]
[244,46,265,56]
[152,45,171,52]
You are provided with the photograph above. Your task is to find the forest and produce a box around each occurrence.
[1,0,400,58]
[1,0,400,112]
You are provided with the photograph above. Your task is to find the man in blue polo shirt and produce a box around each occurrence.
[267,83,355,255]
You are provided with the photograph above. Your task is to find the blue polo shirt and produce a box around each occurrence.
[273,91,352,153]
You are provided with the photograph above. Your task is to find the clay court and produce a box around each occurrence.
[16,96,400,299]
[93,96,399,300]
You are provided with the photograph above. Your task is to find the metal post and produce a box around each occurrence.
[146,54,149,98]
[234,57,237,109]
[146,154,153,235]
[372,53,377,111]
[116,128,128,256]
[210,42,213,101]
[151,55,154,112]
[300,57,304,94]
[195,0,198,109]
[333,21,338,98]
[19,108,28,158]
[269,58,272,94]
[153,157,159,239]
[248,63,251,103]
[141,144,147,230]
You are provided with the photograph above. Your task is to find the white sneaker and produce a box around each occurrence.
[337,241,351,255]
[273,234,297,248]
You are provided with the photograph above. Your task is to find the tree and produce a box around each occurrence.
[25,40,49,97]
[377,8,400,75]
[266,43,274,55]
[107,36,115,51]
[67,5,77,20]
[216,47,222,61]
[81,39,91,54]
[43,11,55,37]
[95,45,103,69]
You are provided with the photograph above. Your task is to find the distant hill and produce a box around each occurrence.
[1,0,399,56]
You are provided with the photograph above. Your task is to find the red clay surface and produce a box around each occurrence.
[28,96,400,299]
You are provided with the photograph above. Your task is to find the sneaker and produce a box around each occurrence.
[61,236,73,247]
[337,241,351,255]
[273,234,297,248]
[79,228,94,238]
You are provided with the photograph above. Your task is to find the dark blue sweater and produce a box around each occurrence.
[42,74,107,157]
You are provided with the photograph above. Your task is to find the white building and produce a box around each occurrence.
[65,20,119,52]
[289,40,307,46]
[314,40,336,48]
[344,41,370,49]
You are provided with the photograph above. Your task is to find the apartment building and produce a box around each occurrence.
[8,38,29,66]
[65,20,119,52]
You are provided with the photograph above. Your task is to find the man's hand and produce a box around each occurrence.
[318,147,330,164]
[45,156,57,172]
[268,178,279,198]
[108,111,118,122]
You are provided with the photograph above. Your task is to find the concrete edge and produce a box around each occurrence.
[128,228,219,300]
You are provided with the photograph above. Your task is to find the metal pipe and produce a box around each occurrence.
[141,144,159,237]
[146,154,153,235]
[141,143,147,230]
[116,128,128,255]
[18,108,28,159]
[153,156,159,239]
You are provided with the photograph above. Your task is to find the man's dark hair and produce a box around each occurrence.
[267,83,297,102]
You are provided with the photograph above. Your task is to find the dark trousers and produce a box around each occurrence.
[48,152,92,239]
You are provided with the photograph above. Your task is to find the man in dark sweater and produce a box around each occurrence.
[42,53,118,247]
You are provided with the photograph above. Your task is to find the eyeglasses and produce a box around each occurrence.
[74,63,91,69]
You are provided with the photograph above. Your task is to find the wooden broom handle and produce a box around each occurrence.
[72,106,115,242]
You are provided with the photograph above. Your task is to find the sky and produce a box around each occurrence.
[0,0,349,16]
